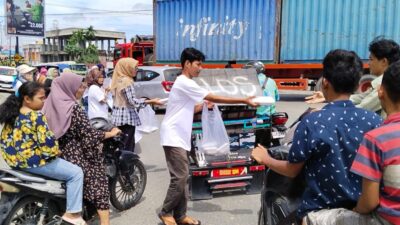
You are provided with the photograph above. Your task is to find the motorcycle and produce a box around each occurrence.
[258,109,313,225]
[0,119,147,225]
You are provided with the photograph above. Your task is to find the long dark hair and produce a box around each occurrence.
[0,82,44,127]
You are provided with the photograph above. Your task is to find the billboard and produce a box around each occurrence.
[6,0,44,36]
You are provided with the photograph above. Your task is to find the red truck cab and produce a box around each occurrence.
[113,42,154,67]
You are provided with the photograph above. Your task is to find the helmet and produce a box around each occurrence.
[243,61,265,74]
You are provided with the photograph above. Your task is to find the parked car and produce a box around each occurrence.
[70,64,87,76]
[0,66,17,92]
[134,66,182,109]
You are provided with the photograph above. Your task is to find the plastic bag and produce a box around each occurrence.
[137,105,159,133]
[198,104,230,155]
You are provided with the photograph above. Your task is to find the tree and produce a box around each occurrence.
[65,26,99,64]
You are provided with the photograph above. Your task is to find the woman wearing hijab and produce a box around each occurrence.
[42,73,121,225]
[37,67,47,84]
[47,68,60,80]
[87,68,108,121]
[110,58,163,152]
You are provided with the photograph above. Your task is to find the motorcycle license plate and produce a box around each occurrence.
[211,167,247,178]
[272,131,286,139]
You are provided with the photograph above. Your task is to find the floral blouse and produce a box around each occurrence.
[0,111,59,169]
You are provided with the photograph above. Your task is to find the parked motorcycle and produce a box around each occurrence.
[0,119,147,225]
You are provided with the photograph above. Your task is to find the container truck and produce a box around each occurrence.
[152,0,400,91]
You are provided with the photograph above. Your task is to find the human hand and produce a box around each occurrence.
[245,96,259,107]
[110,127,122,137]
[251,144,269,165]
[204,100,214,109]
[305,91,326,104]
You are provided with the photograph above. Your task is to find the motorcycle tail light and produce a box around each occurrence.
[192,170,209,177]
[161,81,174,92]
[272,112,288,125]
[249,165,266,172]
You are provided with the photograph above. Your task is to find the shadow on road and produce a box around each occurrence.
[190,201,253,215]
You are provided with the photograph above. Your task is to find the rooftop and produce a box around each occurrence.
[45,28,126,40]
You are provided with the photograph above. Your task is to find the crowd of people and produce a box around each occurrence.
[0,37,399,225]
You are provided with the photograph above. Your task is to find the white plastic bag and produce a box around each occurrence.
[198,104,230,155]
[137,105,159,133]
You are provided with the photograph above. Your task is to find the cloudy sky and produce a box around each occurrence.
[0,0,153,50]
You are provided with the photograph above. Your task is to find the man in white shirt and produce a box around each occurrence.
[158,48,258,225]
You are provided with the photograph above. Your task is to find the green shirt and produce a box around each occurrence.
[29,3,44,23]
[256,73,279,116]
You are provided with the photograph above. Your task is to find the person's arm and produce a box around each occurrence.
[251,144,304,178]
[36,112,60,157]
[205,93,258,107]
[353,178,380,214]
[305,91,326,104]
[353,89,381,113]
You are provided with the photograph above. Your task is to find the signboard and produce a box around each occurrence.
[6,0,44,36]
[193,69,263,98]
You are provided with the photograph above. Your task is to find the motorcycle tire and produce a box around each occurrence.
[3,196,61,225]
[109,159,147,211]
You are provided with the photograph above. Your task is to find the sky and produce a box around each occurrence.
[0,0,154,51]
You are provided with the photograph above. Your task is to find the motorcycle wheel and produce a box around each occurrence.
[109,159,147,211]
[3,196,60,225]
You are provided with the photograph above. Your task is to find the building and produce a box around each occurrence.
[40,27,126,63]
[23,41,43,66]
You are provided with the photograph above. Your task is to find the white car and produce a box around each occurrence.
[134,66,182,109]
[0,66,17,92]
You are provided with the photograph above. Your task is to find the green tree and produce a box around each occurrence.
[65,27,99,64]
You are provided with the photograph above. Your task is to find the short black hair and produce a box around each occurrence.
[382,61,400,103]
[322,49,363,94]
[180,48,206,68]
[369,38,400,64]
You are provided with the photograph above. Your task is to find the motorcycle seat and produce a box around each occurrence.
[0,169,46,183]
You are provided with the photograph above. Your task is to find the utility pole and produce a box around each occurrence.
[15,36,19,55]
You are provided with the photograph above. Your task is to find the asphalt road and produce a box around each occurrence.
[0,90,324,225]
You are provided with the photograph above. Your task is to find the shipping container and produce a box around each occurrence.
[280,0,400,62]
[155,0,277,62]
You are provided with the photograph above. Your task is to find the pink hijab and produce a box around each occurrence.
[42,73,83,139]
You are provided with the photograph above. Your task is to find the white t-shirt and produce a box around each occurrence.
[88,85,109,120]
[160,75,209,151]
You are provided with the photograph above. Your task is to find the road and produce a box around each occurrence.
[0,91,323,225]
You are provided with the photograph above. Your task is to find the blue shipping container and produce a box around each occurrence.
[155,0,276,62]
[280,0,400,62]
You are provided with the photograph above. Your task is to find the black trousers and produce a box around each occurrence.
[118,124,136,152]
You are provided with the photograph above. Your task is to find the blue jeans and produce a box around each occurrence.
[23,158,84,213]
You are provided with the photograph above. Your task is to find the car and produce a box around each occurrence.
[133,66,182,109]
[70,64,87,76]
[0,66,17,92]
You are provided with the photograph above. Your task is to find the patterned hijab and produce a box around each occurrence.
[42,73,83,139]
[110,58,138,92]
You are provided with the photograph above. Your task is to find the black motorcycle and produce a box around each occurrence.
[258,109,313,225]
[0,119,147,225]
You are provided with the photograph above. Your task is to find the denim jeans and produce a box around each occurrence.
[23,158,84,213]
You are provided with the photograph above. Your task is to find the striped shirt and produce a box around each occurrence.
[111,85,146,126]
[351,112,400,225]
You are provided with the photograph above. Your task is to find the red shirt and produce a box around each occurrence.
[351,112,400,224]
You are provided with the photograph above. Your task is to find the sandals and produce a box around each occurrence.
[62,216,87,225]
[176,216,201,225]
[158,213,178,225]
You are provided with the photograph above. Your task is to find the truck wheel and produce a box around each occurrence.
[357,74,377,93]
